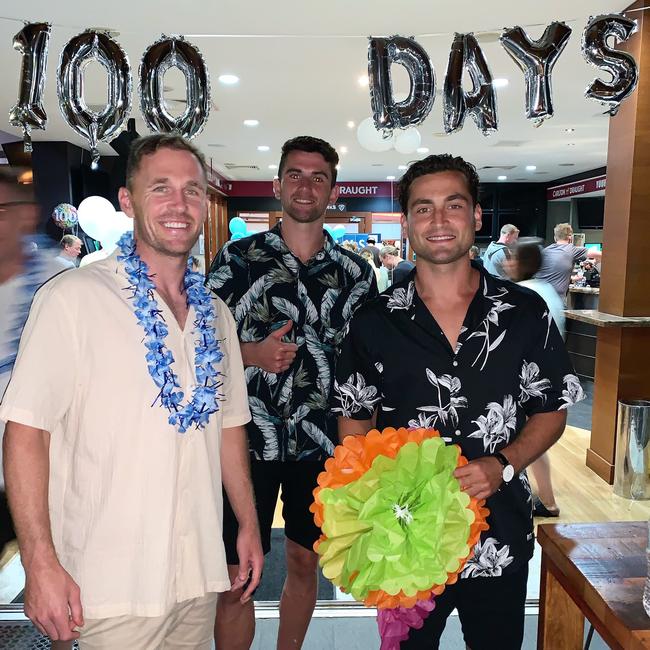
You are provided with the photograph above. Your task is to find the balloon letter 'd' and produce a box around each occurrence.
[444,33,498,136]
[368,36,435,132]
[9,22,51,152]
[582,14,639,115]
[58,31,132,165]
[139,35,210,139]
[500,22,572,125]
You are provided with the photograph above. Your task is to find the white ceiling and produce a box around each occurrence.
[0,0,631,182]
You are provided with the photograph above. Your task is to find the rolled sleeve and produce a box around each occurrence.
[215,298,251,428]
[0,282,77,433]
[332,308,382,420]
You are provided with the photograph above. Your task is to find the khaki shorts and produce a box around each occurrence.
[78,593,217,649]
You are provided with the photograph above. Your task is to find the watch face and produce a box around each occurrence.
[503,465,515,483]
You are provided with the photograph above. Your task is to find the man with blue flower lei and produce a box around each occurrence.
[1,135,263,648]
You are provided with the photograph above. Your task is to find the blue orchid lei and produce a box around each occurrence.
[117,232,223,433]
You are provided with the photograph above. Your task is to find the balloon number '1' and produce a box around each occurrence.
[9,22,51,152]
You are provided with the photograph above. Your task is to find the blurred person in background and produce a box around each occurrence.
[380,244,414,284]
[360,246,389,292]
[0,168,66,554]
[482,224,519,279]
[55,235,82,269]
[508,238,564,518]
[469,245,483,269]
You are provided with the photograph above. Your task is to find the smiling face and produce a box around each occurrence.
[118,147,207,260]
[403,170,482,267]
[273,150,339,225]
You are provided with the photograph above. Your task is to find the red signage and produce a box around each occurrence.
[224,180,395,198]
[547,175,606,200]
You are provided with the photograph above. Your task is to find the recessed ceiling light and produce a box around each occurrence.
[492,78,509,88]
[565,127,575,133]
[218,74,239,85]
[268,164,277,169]
[257,145,270,152]
[336,164,341,170]
[416,147,429,154]
[398,165,407,170]
[525,165,537,171]
[567,143,576,146]
[339,146,348,154]
[243,119,259,127]
[358,75,369,87]
[387,175,396,180]
[347,120,355,129]
[498,175,507,181]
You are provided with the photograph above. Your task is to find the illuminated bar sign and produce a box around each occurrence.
[547,175,606,200]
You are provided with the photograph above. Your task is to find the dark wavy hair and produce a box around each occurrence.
[278,136,339,187]
[397,154,480,214]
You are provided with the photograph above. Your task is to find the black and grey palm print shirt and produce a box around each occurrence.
[208,224,378,462]
[333,263,584,578]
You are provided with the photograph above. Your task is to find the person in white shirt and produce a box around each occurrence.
[1,135,263,648]
[508,239,565,517]
[54,235,82,269]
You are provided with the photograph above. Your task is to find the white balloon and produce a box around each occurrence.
[394,128,422,154]
[77,196,116,242]
[357,117,394,152]
[101,210,134,249]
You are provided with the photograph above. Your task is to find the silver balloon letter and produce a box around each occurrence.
[368,36,434,132]
[139,35,210,139]
[582,14,638,115]
[58,31,132,164]
[9,22,51,152]
[443,33,497,136]
[500,22,572,125]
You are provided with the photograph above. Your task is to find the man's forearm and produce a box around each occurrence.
[3,421,57,570]
[221,425,258,529]
[337,415,376,443]
[239,342,259,368]
[501,410,567,473]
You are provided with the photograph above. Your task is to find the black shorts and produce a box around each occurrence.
[401,563,529,650]
[222,460,324,566]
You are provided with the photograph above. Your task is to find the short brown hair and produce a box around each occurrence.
[278,136,339,187]
[125,134,207,190]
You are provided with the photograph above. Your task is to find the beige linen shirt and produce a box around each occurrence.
[0,250,251,619]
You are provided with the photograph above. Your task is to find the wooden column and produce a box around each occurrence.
[587,1,650,482]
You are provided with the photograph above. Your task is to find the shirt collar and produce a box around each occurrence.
[268,222,337,265]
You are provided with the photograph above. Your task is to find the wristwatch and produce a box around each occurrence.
[491,452,515,484]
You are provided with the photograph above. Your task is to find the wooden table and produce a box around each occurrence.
[538,522,650,649]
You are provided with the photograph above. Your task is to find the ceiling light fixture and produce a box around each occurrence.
[347,120,355,129]
[492,78,509,88]
[416,147,429,154]
[398,165,407,170]
[358,75,369,87]
[387,175,396,180]
[268,164,277,169]
[525,165,537,171]
[340,146,348,154]
[218,74,239,85]
[565,127,575,133]
[243,119,259,127]
[498,175,507,181]
[257,145,270,152]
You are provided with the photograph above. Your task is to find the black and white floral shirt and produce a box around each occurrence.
[208,224,377,462]
[333,263,584,578]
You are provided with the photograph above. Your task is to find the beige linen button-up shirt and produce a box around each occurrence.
[0,250,251,619]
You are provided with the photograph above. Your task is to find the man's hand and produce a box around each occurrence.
[453,456,504,500]
[230,524,264,604]
[24,559,83,641]
[242,321,298,373]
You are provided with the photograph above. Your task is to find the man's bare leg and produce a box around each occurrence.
[277,538,319,650]
[214,564,255,650]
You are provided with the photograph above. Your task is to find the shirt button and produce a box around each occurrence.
[452,360,458,367]
[316,252,325,261]
[455,430,461,436]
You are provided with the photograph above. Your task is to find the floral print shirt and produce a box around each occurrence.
[208,224,377,462]
[333,263,584,578]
